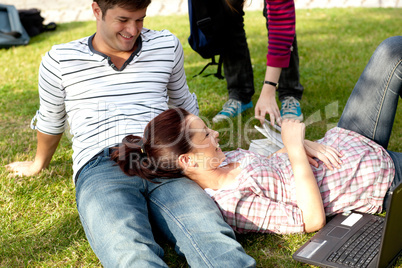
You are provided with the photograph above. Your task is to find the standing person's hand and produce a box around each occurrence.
[255,88,281,126]
[256,66,283,126]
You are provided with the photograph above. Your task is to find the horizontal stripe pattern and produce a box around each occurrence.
[265,0,296,67]
[32,29,199,179]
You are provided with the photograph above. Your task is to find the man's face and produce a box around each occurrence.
[92,2,146,54]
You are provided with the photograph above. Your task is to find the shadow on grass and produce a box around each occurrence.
[0,211,100,266]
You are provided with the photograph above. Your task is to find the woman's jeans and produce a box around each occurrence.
[337,36,402,209]
[75,149,255,267]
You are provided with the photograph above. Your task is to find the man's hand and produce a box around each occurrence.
[5,161,42,177]
[5,131,63,177]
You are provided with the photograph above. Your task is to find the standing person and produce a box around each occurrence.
[113,36,402,235]
[212,0,255,123]
[5,0,256,267]
[212,0,304,126]
[255,0,304,126]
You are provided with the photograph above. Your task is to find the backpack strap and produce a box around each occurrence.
[188,0,225,80]
[215,55,224,79]
[190,0,212,37]
[193,56,224,80]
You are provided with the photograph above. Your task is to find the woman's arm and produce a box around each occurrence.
[281,119,326,233]
[214,190,305,234]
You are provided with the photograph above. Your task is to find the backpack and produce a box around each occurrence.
[187,0,226,79]
[0,4,30,48]
[18,8,57,37]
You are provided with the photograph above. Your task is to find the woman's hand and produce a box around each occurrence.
[304,140,342,170]
[281,119,305,149]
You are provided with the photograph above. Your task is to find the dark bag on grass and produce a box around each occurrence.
[187,0,225,79]
[18,8,57,37]
[0,4,30,48]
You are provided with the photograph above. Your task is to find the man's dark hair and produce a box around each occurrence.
[93,0,152,18]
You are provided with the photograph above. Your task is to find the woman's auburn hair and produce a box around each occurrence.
[111,108,194,182]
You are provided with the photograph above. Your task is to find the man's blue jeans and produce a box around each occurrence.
[75,149,256,267]
[337,36,402,208]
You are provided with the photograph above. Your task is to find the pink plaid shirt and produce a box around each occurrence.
[205,127,395,234]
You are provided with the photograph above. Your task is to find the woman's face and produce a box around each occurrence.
[186,115,225,170]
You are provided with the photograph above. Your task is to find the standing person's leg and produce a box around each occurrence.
[338,36,402,149]
[213,0,254,123]
[148,178,256,268]
[382,150,402,210]
[277,35,304,102]
[222,0,254,104]
[76,153,168,267]
[387,151,402,190]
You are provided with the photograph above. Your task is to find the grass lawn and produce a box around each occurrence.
[1,7,401,267]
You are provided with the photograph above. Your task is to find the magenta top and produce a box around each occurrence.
[265,0,296,68]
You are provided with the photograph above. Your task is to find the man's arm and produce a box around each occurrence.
[6,130,62,176]
[167,34,199,115]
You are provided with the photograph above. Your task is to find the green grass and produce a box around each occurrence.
[1,8,401,267]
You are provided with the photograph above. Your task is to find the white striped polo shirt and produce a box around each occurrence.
[31,28,199,181]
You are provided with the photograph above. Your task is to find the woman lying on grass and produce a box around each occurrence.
[112,36,402,234]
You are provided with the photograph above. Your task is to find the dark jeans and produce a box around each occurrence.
[337,36,402,210]
[263,2,304,102]
[221,0,255,104]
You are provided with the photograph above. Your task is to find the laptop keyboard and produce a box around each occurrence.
[326,217,384,267]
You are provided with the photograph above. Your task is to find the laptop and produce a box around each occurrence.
[293,182,402,268]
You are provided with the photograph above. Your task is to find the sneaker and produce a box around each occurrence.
[280,96,303,121]
[212,99,253,123]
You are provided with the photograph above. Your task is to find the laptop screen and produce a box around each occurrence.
[377,183,402,267]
